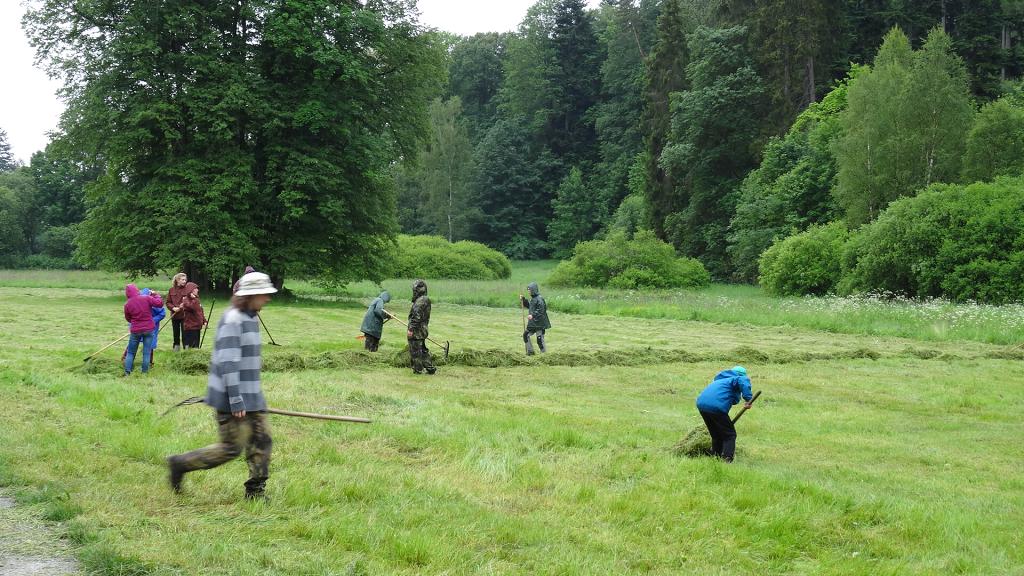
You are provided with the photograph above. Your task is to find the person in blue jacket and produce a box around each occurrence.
[125,288,167,367]
[695,366,753,462]
[143,288,167,348]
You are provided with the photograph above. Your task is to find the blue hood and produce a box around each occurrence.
[141,288,166,323]
[696,369,753,414]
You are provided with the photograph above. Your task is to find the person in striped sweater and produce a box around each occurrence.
[166,272,277,500]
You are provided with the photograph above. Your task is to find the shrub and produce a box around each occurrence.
[22,254,82,270]
[549,230,710,289]
[388,235,511,280]
[841,177,1024,303]
[758,222,848,296]
[962,98,1024,182]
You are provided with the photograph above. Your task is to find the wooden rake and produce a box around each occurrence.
[161,396,371,424]
[382,310,450,360]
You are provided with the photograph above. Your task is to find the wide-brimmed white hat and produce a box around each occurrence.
[235,272,278,296]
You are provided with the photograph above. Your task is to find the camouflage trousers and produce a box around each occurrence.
[170,411,272,494]
[408,338,436,374]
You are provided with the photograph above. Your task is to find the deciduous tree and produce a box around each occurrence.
[834,27,973,226]
[25,0,444,287]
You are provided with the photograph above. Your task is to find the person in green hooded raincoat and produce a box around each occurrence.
[519,281,551,355]
[360,291,391,351]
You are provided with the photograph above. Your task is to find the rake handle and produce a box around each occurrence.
[257,312,280,345]
[384,310,448,351]
[162,397,371,423]
[267,407,371,423]
[84,332,131,362]
[520,295,527,331]
[731,390,762,424]
[199,299,215,348]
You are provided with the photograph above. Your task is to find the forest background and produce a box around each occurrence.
[2,0,1024,303]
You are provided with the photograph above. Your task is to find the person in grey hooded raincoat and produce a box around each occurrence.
[519,281,551,355]
[360,290,391,351]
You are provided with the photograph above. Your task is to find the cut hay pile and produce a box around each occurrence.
[671,424,714,457]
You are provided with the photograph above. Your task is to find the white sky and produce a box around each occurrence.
[0,0,601,164]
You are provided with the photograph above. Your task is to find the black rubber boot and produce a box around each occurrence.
[167,457,185,493]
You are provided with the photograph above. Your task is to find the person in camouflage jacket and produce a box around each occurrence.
[407,279,436,374]
[520,281,551,355]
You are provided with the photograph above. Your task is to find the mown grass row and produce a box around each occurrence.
[75,341,1024,378]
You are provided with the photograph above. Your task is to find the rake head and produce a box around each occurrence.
[160,396,206,418]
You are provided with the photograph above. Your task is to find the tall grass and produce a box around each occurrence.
[4,263,1023,345]
[294,263,1024,346]
[0,269,171,291]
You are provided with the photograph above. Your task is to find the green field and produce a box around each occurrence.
[0,267,1022,575]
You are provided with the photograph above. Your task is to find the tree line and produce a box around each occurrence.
[399,0,1024,282]
[2,0,1024,296]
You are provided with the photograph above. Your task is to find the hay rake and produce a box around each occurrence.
[382,310,450,360]
[162,396,371,423]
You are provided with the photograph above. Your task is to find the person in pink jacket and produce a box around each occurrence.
[124,284,163,375]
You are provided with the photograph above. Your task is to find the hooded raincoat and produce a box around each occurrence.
[408,281,431,340]
[696,368,753,414]
[124,284,164,333]
[181,282,207,331]
[361,291,392,338]
[233,266,257,294]
[520,282,551,331]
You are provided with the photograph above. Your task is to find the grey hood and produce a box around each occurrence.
[527,282,539,297]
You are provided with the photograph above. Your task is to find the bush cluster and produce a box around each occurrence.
[841,178,1024,303]
[759,223,848,296]
[388,235,511,280]
[549,230,710,289]
[758,177,1024,303]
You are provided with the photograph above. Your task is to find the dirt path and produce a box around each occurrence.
[0,494,79,576]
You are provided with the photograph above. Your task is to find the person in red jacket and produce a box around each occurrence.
[167,273,189,351]
[181,282,207,349]
[124,284,163,375]
[232,265,256,294]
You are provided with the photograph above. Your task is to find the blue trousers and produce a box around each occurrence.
[125,330,155,374]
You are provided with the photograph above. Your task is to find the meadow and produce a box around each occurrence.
[0,266,1022,575]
